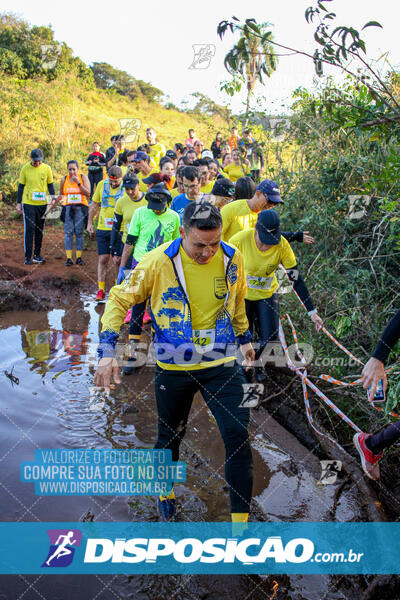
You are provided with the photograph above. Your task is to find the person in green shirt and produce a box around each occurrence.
[16,148,56,265]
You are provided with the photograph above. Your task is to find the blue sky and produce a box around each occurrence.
[2,0,398,114]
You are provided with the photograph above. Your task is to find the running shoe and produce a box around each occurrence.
[33,256,46,264]
[143,308,151,324]
[24,258,32,265]
[124,308,132,324]
[157,492,176,521]
[95,289,106,302]
[65,258,73,266]
[76,257,84,265]
[123,356,139,376]
[353,432,383,481]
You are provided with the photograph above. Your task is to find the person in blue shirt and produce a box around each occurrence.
[170,166,208,223]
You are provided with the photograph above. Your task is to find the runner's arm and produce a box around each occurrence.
[120,234,138,268]
[47,183,55,195]
[110,214,123,255]
[79,174,91,197]
[286,266,314,312]
[282,231,304,243]
[99,255,154,357]
[371,309,400,363]
[17,184,24,204]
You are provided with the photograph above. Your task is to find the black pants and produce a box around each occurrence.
[367,422,400,454]
[245,294,280,361]
[22,204,47,259]
[154,362,253,513]
[88,171,103,197]
[129,301,146,337]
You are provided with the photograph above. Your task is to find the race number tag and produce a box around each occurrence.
[246,275,273,290]
[193,328,216,354]
[67,194,82,204]
[32,192,46,201]
[103,218,114,229]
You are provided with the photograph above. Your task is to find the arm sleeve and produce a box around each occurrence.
[110,213,123,253]
[259,151,264,169]
[372,309,400,363]
[231,252,252,344]
[282,231,303,243]
[287,266,315,312]
[47,183,55,195]
[17,184,24,203]
[99,254,154,354]
[125,234,138,247]
[47,167,54,185]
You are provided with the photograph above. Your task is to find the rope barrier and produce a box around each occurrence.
[274,267,400,438]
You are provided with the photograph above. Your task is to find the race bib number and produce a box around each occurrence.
[32,192,46,201]
[103,218,114,229]
[193,328,215,354]
[67,194,82,204]
[246,275,273,290]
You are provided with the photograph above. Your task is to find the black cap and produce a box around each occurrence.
[31,148,44,161]
[166,149,177,159]
[211,177,235,198]
[123,176,139,189]
[255,209,281,245]
[145,184,172,210]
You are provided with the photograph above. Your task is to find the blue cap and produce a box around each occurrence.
[255,209,281,245]
[133,151,150,162]
[256,180,283,204]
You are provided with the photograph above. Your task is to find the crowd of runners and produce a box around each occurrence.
[15,125,400,521]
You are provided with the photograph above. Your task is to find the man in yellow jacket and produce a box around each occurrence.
[95,201,255,523]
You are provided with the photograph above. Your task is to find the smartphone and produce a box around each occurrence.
[368,378,385,402]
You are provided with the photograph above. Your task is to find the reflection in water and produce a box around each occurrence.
[0,296,362,600]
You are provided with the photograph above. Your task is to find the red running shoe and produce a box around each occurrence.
[143,308,151,324]
[353,432,383,481]
[95,289,106,302]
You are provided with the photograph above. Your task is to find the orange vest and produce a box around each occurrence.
[62,174,88,206]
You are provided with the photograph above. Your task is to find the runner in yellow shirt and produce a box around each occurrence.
[146,128,166,164]
[230,209,323,381]
[16,148,55,265]
[133,151,156,192]
[221,179,314,245]
[87,166,125,301]
[223,149,251,182]
[194,159,214,194]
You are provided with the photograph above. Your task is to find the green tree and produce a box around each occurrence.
[219,19,278,124]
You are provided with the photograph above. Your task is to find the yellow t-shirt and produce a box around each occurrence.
[169,187,180,199]
[19,163,54,205]
[222,163,249,183]
[149,143,166,164]
[92,179,124,231]
[114,193,147,242]
[176,245,232,370]
[230,229,296,300]
[200,180,214,194]
[221,199,258,241]
[137,168,156,193]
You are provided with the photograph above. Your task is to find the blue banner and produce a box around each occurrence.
[0,522,398,574]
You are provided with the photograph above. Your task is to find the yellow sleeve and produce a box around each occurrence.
[92,180,103,204]
[221,204,231,242]
[19,165,26,185]
[101,254,155,334]
[231,250,250,336]
[228,232,241,251]
[281,239,297,269]
[47,165,54,184]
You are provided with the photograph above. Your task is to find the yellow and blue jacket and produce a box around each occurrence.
[99,237,251,369]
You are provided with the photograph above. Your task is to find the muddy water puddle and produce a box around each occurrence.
[0,297,375,599]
